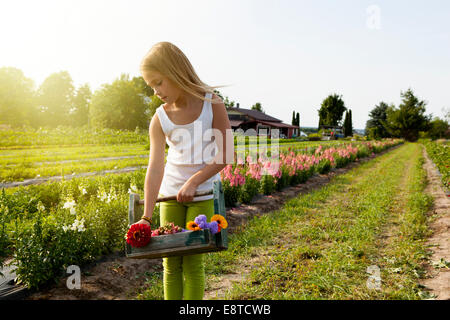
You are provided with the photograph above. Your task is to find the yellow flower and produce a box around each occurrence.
[186,221,201,231]
[211,214,228,230]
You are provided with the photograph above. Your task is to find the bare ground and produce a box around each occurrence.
[419,146,450,300]
[24,147,400,300]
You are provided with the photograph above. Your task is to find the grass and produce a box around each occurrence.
[137,142,434,300]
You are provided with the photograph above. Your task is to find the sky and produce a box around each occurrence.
[1,0,449,129]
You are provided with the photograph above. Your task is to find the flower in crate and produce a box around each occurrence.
[187,221,201,231]
[151,222,183,236]
[126,223,152,248]
[187,214,228,234]
[211,214,228,232]
[194,215,208,229]
[206,221,219,235]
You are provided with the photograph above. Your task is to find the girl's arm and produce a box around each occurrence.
[185,95,234,191]
[141,113,166,223]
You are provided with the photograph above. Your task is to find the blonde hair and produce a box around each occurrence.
[140,42,226,105]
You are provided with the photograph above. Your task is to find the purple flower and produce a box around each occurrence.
[194,214,208,229]
[206,221,219,235]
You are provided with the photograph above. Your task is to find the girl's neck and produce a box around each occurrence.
[172,92,202,110]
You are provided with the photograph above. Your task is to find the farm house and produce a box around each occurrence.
[226,104,300,139]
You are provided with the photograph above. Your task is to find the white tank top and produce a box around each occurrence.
[155,92,220,202]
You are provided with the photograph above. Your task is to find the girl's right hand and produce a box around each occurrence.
[135,219,151,227]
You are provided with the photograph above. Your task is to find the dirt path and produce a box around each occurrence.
[23,145,401,300]
[419,146,450,300]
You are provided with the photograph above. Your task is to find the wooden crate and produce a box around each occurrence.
[126,180,228,259]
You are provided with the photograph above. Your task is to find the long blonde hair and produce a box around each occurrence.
[140,42,226,104]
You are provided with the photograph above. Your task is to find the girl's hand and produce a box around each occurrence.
[135,219,151,227]
[177,180,198,203]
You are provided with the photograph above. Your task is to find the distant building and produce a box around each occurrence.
[227,104,300,138]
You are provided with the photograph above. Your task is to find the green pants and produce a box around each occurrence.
[159,196,214,300]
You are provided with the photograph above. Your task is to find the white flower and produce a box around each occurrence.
[128,184,139,194]
[62,225,69,232]
[70,218,86,232]
[63,199,77,215]
[63,199,76,209]
[79,185,88,195]
[37,202,45,212]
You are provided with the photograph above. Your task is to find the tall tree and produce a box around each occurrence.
[348,110,353,136]
[70,84,92,127]
[343,111,349,137]
[365,102,391,139]
[296,112,300,127]
[90,73,150,130]
[385,88,431,141]
[36,71,75,128]
[317,94,347,128]
[292,111,296,125]
[0,67,37,128]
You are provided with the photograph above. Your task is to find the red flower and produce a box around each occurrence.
[126,223,152,248]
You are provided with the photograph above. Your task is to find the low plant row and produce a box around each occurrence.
[221,139,403,207]
[420,139,449,190]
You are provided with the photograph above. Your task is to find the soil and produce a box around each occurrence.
[419,146,450,300]
[24,146,401,300]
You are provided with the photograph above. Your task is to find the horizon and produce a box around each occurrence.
[1,0,448,129]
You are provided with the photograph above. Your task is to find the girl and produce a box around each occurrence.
[137,41,234,300]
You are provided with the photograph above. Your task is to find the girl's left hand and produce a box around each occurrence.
[177,180,198,203]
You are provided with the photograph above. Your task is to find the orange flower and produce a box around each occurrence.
[186,221,201,231]
[211,214,228,231]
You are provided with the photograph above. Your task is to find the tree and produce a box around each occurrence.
[214,90,235,108]
[0,67,37,128]
[365,102,391,139]
[70,84,92,127]
[291,111,300,126]
[317,94,347,128]
[343,110,353,137]
[90,73,150,130]
[251,102,264,113]
[36,71,75,128]
[428,117,449,140]
[384,88,431,142]
[132,76,154,97]
[349,110,353,136]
